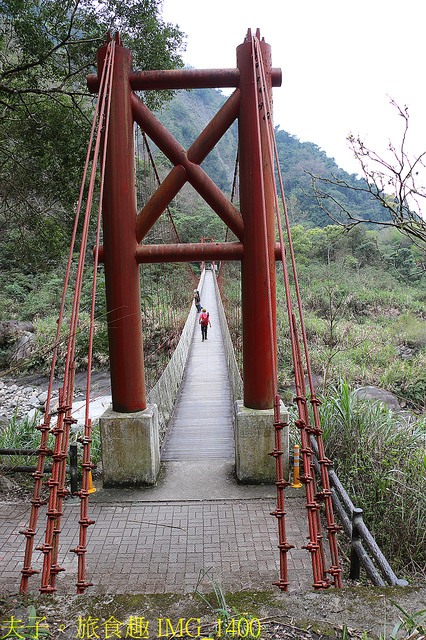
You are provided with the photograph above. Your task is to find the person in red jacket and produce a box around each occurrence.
[199,309,211,341]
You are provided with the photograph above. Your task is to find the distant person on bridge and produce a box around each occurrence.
[199,309,211,341]
[193,289,202,313]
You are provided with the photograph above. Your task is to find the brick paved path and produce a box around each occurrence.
[0,496,315,595]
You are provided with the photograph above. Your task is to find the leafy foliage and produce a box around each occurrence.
[0,0,185,268]
[275,223,426,405]
[274,129,387,228]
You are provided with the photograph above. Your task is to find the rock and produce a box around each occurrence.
[0,375,109,430]
[49,396,112,429]
[11,332,35,362]
[399,345,415,360]
[353,386,401,411]
[49,398,60,415]
[22,386,35,394]
[27,407,40,421]
[0,320,35,344]
[0,475,17,492]
[38,391,48,405]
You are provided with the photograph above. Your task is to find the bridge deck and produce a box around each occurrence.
[161,269,234,461]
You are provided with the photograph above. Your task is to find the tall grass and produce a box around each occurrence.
[276,259,426,408]
[318,380,426,575]
[0,410,102,473]
[0,411,48,469]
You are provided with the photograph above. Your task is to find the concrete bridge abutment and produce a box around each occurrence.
[235,401,289,484]
[99,405,160,487]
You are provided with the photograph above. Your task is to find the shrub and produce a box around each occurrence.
[29,312,109,375]
[0,411,44,446]
[318,380,426,575]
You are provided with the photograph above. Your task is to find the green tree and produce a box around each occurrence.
[287,224,312,263]
[0,0,185,268]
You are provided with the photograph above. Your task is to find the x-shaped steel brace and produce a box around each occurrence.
[132,89,244,243]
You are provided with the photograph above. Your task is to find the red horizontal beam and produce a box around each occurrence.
[87,67,282,94]
[135,242,244,263]
[96,243,283,263]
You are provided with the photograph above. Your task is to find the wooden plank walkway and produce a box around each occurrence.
[161,269,235,461]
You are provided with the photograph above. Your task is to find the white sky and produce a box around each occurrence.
[161,0,426,177]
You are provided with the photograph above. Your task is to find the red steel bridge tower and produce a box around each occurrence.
[88,29,282,417]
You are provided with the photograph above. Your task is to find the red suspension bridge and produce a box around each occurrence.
[9,29,344,595]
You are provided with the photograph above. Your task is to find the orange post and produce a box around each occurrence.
[291,445,303,488]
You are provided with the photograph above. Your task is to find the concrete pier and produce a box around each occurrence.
[99,405,160,486]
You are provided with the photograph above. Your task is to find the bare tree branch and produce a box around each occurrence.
[306,99,426,247]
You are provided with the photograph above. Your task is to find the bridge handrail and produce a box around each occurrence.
[310,435,408,587]
[213,271,243,404]
[148,269,207,443]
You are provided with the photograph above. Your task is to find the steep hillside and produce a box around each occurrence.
[154,87,388,228]
[155,88,238,193]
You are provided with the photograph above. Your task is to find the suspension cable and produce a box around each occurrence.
[47,38,115,594]
[18,39,116,595]
[253,36,342,588]
[250,37,294,592]
[252,36,326,589]
[70,38,116,595]
[20,38,115,595]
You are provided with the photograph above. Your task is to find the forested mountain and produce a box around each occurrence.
[155,88,239,193]
[154,87,388,229]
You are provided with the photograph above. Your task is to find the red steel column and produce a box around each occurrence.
[238,31,277,409]
[100,42,146,412]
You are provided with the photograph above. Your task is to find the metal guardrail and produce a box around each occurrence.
[0,443,79,494]
[310,435,408,587]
